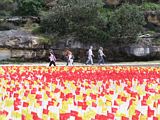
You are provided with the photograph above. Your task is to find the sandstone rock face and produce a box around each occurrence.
[145,11,160,26]
[0,29,48,61]
[0,49,11,60]
[11,49,47,59]
[0,29,39,48]
[130,47,150,57]
[0,48,48,61]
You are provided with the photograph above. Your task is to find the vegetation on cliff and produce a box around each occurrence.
[0,0,160,46]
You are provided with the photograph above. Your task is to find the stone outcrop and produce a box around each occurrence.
[0,29,39,48]
[145,11,160,27]
[0,29,48,61]
[0,16,40,25]
[0,48,11,60]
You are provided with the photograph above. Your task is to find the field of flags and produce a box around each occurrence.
[0,66,160,120]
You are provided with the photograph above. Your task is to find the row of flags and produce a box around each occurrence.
[0,66,160,119]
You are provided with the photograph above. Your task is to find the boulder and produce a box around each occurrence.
[145,11,160,27]
[0,48,11,60]
[0,29,39,48]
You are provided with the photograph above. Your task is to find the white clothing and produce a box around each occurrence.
[68,54,73,66]
[49,54,56,61]
[98,49,104,56]
[88,49,93,57]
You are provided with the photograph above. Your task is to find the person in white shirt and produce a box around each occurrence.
[98,47,105,65]
[86,46,94,65]
[49,51,56,66]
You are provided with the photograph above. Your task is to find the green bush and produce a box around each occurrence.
[40,0,104,42]
[140,2,160,11]
[108,4,146,45]
[16,0,44,16]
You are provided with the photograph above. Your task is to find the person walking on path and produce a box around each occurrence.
[49,51,56,66]
[98,47,106,65]
[86,46,94,65]
[64,49,74,66]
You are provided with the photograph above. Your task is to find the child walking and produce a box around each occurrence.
[49,51,56,66]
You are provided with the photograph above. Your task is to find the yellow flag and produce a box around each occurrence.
[43,93,49,100]
[106,101,112,106]
[98,98,104,106]
[0,115,7,120]
[105,95,112,101]
[11,111,21,119]
[4,98,13,107]
[86,100,92,106]
[49,112,58,120]
[83,110,96,120]
[22,108,32,120]
[60,102,68,113]
[76,95,83,101]
[42,114,48,120]
[129,106,135,117]
[86,89,92,95]
[140,115,147,120]
[102,106,108,113]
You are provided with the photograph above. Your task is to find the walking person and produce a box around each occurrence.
[98,47,105,65]
[86,46,94,65]
[64,49,74,66]
[49,51,56,66]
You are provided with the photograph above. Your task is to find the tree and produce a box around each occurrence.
[0,0,15,17]
[108,4,146,45]
[16,0,44,16]
[40,0,106,43]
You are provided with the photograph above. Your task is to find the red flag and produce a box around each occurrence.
[132,115,139,120]
[31,90,36,94]
[148,106,154,117]
[121,96,127,102]
[22,114,26,120]
[92,102,97,107]
[141,100,147,106]
[153,117,158,120]
[43,109,49,115]
[14,93,19,98]
[24,90,29,97]
[90,93,96,100]
[48,101,54,106]
[0,110,8,116]
[60,113,70,120]
[23,102,29,107]
[36,94,42,99]
[71,110,78,116]
[75,116,82,120]
[111,107,118,113]
[14,106,19,111]
[54,88,60,93]
[154,102,158,108]
[114,100,119,106]
[109,90,114,95]
[121,116,129,120]
[37,100,42,106]
[107,112,114,119]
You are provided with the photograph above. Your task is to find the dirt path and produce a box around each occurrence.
[0,61,159,66]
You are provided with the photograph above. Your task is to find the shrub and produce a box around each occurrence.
[140,2,160,11]
[108,4,146,45]
[16,0,44,16]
